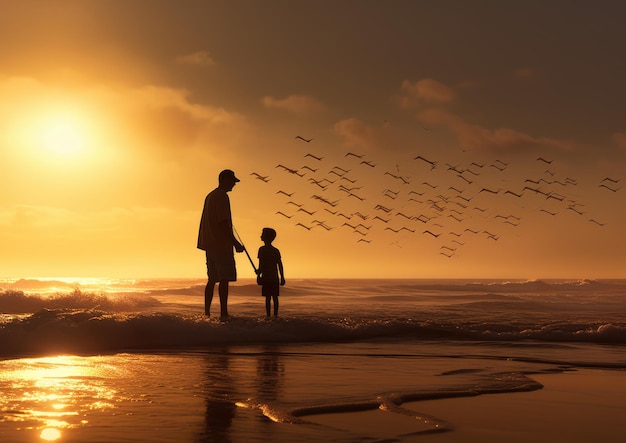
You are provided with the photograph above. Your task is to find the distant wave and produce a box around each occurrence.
[4,277,625,295]
[1,308,625,359]
[367,278,622,294]
[2,278,625,360]
[0,289,161,314]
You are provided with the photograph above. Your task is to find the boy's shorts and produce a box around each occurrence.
[206,250,237,281]
[262,282,280,297]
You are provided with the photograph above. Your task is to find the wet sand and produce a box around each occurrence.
[306,369,626,442]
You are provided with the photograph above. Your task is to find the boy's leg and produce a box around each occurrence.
[273,295,279,317]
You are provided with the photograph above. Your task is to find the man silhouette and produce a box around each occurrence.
[198,169,245,318]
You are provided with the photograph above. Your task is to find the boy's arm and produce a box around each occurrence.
[278,259,285,285]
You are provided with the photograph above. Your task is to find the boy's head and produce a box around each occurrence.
[261,227,277,243]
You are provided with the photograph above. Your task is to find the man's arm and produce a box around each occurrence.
[217,220,244,252]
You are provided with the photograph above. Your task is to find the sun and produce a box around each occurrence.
[10,101,98,162]
[39,113,87,156]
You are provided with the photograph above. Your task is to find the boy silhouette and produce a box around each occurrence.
[257,228,285,317]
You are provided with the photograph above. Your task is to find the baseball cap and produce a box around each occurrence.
[219,169,240,183]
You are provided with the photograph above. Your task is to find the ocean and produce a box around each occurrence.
[1,278,625,442]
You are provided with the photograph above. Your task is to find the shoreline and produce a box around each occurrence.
[305,368,626,442]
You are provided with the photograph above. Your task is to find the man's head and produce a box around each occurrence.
[218,169,240,191]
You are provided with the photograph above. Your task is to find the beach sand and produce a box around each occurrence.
[306,369,626,442]
[1,347,625,442]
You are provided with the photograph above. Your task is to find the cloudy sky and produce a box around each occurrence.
[1,1,625,279]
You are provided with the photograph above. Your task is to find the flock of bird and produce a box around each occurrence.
[245,135,621,259]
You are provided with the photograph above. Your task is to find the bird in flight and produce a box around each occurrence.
[348,192,365,201]
[297,207,316,216]
[304,153,323,161]
[598,183,620,192]
[539,209,558,216]
[295,135,313,143]
[308,178,328,189]
[276,164,305,176]
[480,187,500,194]
[490,163,507,171]
[504,190,523,198]
[600,177,620,184]
[414,155,437,169]
[250,172,270,182]
[332,166,350,174]
[536,157,552,164]
[345,152,364,159]
[483,231,499,241]
[384,172,410,184]
[567,206,585,215]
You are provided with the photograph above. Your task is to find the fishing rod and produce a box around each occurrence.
[233,227,258,274]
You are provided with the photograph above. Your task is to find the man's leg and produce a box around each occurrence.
[218,280,229,318]
[205,278,216,316]
[205,251,216,317]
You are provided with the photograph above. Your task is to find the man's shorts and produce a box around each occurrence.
[206,250,237,282]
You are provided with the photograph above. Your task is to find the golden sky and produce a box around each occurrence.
[1,1,625,279]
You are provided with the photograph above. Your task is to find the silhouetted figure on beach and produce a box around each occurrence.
[257,228,285,317]
[198,169,245,318]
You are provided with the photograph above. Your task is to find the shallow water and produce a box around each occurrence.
[1,278,625,441]
[2,339,625,442]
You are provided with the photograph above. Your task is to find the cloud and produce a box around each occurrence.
[513,67,538,78]
[400,78,456,108]
[91,83,250,156]
[0,204,198,273]
[333,118,383,150]
[128,85,237,124]
[1,205,82,230]
[612,132,626,150]
[0,74,254,174]
[261,94,326,114]
[175,51,216,66]
[1,204,197,239]
[419,108,575,152]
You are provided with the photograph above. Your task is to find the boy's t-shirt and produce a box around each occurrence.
[258,245,281,283]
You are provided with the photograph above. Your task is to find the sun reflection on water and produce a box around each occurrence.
[40,427,62,441]
[0,355,122,439]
